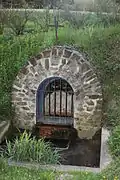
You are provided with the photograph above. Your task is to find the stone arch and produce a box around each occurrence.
[12,46,103,139]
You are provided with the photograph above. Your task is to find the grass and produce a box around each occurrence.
[102,158,120,180]
[0,32,45,121]
[108,125,120,157]
[0,23,120,168]
[0,158,57,180]
[0,131,60,164]
[0,157,120,180]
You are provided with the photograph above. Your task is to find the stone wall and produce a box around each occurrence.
[12,46,103,139]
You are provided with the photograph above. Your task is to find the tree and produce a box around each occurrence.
[1,0,27,8]
[7,9,31,35]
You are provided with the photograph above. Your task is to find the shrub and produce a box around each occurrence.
[0,131,60,164]
[108,126,120,157]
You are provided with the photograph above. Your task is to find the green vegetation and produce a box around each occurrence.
[0,131,60,164]
[62,11,120,28]
[0,158,57,180]
[1,23,120,128]
[0,32,44,121]
[1,9,120,35]
[0,8,120,180]
[0,157,120,180]
[102,158,120,180]
[108,126,120,157]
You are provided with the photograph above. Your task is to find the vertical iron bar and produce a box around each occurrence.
[43,81,45,116]
[54,79,56,116]
[54,12,58,41]
[60,79,62,117]
[71,92,74,117]
[66,83,67,117]
[49,79,51,116]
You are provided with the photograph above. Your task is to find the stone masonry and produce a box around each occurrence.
[12,46,103,139]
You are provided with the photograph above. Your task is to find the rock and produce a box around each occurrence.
[0,121,10,144]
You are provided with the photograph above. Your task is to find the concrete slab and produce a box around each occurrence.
[100,128,112,170]
[8,160,100,173]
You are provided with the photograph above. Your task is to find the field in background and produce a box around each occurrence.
[1,0,120,12]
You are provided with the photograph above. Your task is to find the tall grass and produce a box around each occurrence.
[0,131,60,164]
[0,33,44,121]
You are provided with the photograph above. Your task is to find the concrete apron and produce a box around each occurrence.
[8,128,112,173]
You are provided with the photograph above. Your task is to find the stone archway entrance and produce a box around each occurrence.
[36,76,75,139]
[12,45,103,140]
[36,76,74,125]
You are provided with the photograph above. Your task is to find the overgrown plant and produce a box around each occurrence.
[0,131,60,164]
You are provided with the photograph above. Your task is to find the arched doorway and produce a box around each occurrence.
[36,76,75,140]
[12,46,102,140]
[36,77,74,126]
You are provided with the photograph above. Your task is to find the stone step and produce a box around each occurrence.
[50,66,59,72]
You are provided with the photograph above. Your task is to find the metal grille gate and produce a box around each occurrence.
[37,77,74,126]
